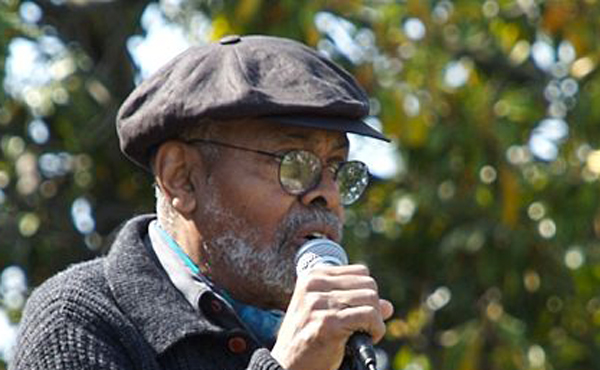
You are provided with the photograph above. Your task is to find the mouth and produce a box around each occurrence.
[278,210,343,253]
[295,225,341,247]
[305,232,328,241]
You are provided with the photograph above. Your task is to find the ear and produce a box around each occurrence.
[153,141,199,216]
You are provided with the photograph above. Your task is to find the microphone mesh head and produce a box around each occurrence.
[295,239,348,276]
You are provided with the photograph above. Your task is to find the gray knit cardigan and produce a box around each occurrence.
[9,215,284,370]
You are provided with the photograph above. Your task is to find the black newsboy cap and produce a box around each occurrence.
[116,34,389,169]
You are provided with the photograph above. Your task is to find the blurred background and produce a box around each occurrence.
[1,0,600,369]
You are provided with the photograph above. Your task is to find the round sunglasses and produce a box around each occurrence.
[186,138,369,205]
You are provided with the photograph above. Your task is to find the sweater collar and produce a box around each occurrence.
[103,214,227,354]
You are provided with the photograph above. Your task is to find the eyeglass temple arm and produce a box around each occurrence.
[185,138,282,159]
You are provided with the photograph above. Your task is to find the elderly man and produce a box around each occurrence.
[11,35,393,370]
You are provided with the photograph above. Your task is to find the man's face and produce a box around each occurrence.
[191,120,348,310]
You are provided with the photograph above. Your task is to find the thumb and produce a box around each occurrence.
[379,299,394,320]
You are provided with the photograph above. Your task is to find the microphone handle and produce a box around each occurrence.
[348,331,377,370]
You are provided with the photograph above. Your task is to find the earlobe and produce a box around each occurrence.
[171,197,182,209]
[153,141,198,216]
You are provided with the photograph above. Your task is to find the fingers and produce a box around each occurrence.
[336,305,387,343]
[272,263,393,370]
[298,265,377,292]
[306,289,379,310]
[294,270,392,344]
[322,296,394,343]
[311,264,371,276]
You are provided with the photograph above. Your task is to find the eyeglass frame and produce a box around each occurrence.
[184,138,370,205]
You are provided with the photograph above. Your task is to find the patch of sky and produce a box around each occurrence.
[39,152,73,178]
[403,18,426,41]
[127,3,193,81]
[528,118,568,161]
[432,0,453,23]
[4,38,51,96]
[348,117,403,180]
[28,119,50,144]
[0,308,17,363]
[531,38,555,72]
[19,1,42,24]
[314,11,376,64]
[443,59,471,89]
[4,33,69,104]
[0,265,27,363]
[71,197,95,235]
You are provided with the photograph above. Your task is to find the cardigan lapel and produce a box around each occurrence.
[103,214,226,354]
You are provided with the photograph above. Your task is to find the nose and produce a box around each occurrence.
[299,170,343,214]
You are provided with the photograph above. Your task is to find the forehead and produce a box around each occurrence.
[219,119,349,150]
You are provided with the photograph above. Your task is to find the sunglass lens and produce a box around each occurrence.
[279,150,321,194]
[336,161,369,205]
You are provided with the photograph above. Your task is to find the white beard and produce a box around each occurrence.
[201,188,342,309]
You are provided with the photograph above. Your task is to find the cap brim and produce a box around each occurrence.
[265,116,390,142]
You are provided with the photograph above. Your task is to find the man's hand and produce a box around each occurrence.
[271,265,394,370]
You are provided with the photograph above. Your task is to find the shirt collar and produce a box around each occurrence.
[148,220,283,346]
[148,220,211,310]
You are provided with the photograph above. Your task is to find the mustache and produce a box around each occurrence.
[277,208,343,251]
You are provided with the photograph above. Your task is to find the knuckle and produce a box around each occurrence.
[303,274,325,291]
[365,277,378,291]
[365,290,379,304]
[356,264,370,275]
[315,312,337,336]
[305,292,324,310]
[366,305,379,317]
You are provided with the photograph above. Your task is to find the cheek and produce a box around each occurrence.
[216,166,295,242]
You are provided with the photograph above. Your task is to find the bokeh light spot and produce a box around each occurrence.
[426,287,451,311]
[565,247,585,270]
[524,270,541,292]
[571,56,595,79]
[403,94,420,117]
[506,145,532,165]
[403,18,426,41]
[19,1,42,24]
[0,171,10,189]
[538,218,556,239]
[4,136,25,158]
[482,0,499,18]
[71,197,95,235]
[528,345,546,367]
[437,180,455,200]
[18,213,40,237]
[443,59,471,88]
[479,165,497,184]
[0,309,17,362]
[586,150,600,174]
[527,202,545,221]
[531,40,555,71]
[28,119,50,144]
[395,196,417,224]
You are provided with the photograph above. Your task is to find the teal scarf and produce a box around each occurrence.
[155,225,283,345]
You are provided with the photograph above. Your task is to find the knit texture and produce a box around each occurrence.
[10,215,284,370]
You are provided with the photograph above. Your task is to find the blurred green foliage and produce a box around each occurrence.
[2,0,600,369]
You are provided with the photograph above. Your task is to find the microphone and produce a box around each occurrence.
[295,239,378,370]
